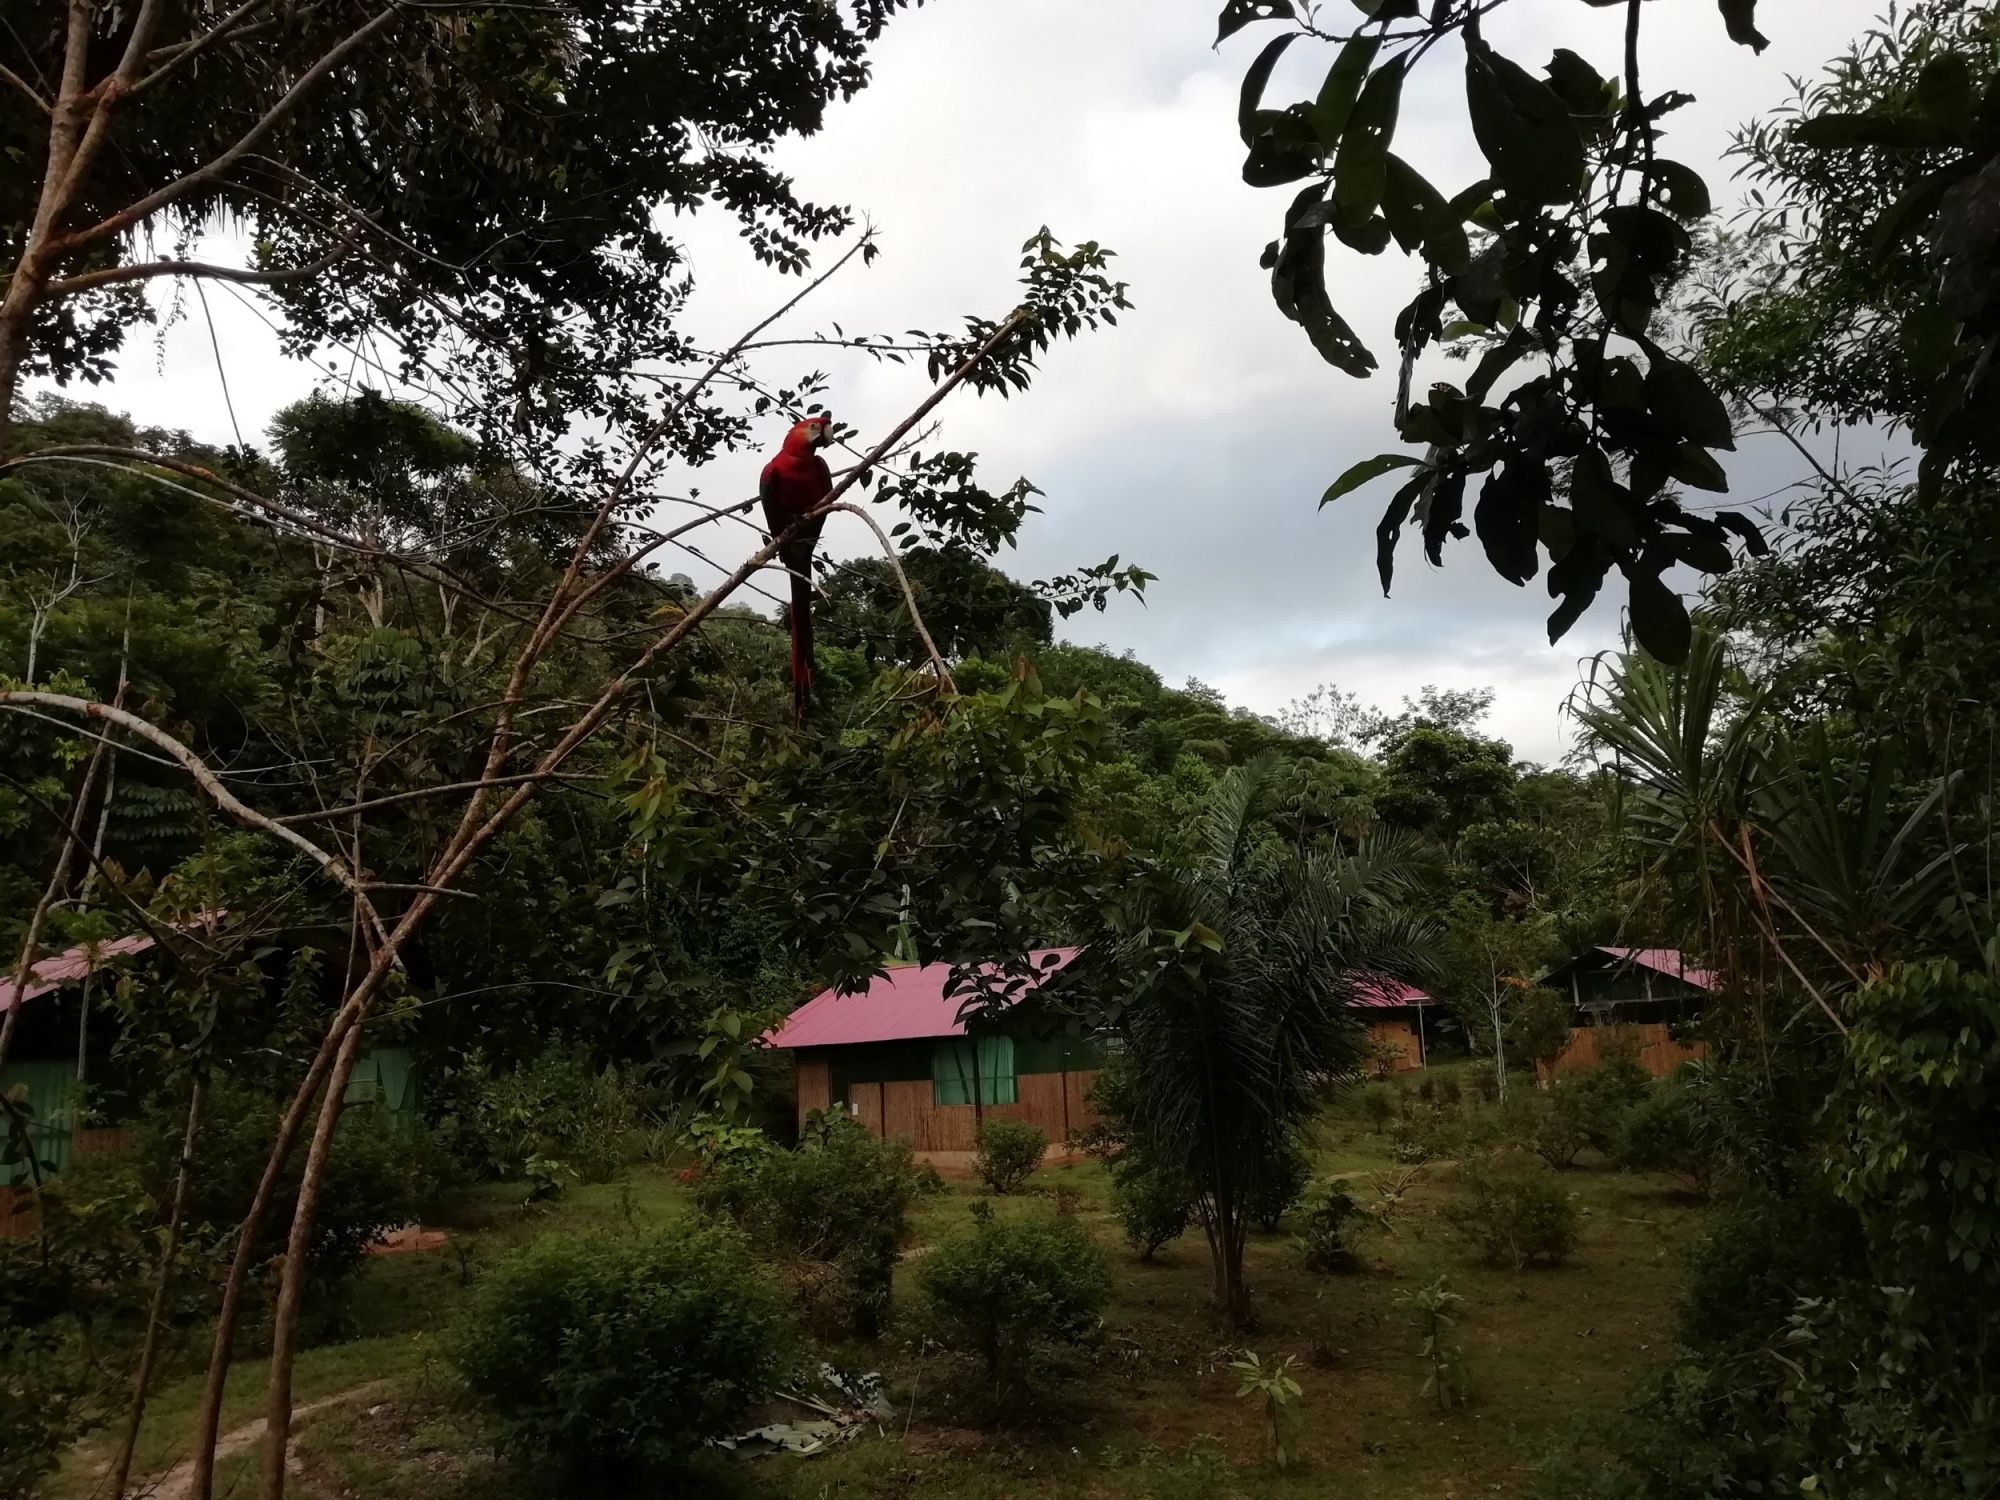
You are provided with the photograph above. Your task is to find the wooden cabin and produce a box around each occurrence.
[1352,977,1436,1073]
[765,949,1103,1164]
[1535,945,1715,1079]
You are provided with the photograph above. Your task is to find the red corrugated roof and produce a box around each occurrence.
[1,913,226,1012]
[765,948,1081,1049]
[1596,946,1720,992]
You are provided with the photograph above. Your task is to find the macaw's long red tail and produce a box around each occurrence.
[788,567,814,728]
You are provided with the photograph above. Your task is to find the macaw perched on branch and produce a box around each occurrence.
[759,411,835,726]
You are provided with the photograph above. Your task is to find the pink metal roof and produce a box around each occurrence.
[1,933,159,1012]
[1597,946,1720,992]
[1,913,227,1012]
[1349,976,1435,1010]
[765,948,1080,1049]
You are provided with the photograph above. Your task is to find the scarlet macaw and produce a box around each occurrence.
[759,412,835,726]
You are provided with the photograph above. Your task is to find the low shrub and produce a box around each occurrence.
[975,1119,1048,1194]
[1247,1141,1313,1232]
[452,1225,795,1477]
[696,1111,918,1337]
[1296,1181,1377,1274]
[918,1209,1110,1396]
[1359,1082,1397,1134]
[1111,1157,1194,1260]
[1616,1079,1715,1193]
[432,1046,659,1187]
[1557,1051,1655,1153]
[1445,1147,1580,1269]
[1532,1093,1589,1169]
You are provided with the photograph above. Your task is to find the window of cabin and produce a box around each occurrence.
[931,1036,1017,1106]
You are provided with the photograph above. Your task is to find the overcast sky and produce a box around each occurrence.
[70,0,1896,764]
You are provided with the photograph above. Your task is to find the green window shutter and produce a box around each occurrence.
[977,1036,1017,1106]
[932,1041,975,1106]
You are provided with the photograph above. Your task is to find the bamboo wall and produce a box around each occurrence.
[1539,1023,1707,1080]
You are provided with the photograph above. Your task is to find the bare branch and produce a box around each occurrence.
[0,692,379,913]
[44,236,356,299]
[54,7,403,256]
[0,63,50,115]
[826,501,957,695]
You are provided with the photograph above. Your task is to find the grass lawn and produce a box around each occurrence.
[64,1083,1706,1499]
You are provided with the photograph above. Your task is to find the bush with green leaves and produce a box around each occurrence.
[1296,1181,1377,1274]
[696,1110,919,1338]
[1247,1140,1313,1232]
[1616,1077,1716,1193]
[1533,1092,1590,1170]
[432,1046,658,1187]
[1110,1156,1194,1260]
[1445,1147,1580,1270]
[1359,1082,1397,1133]
[974,1118,1048,1194]
[451,1226,795,1478]
[918,1209,1111,1395]
[135,1076,440,1302]
[1559,1050,1657,1153]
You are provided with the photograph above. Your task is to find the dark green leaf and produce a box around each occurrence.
[1466,330,1529,402]
[1717,0,1768,53]
[1465,43,1585,206]
[1627,570,1692,662]
[1244,136,1321,187]
[1664,531,1734,575]
[1569,448,1638,549]
[1544,48,1611,115]
[1668,442,1729,493]
[1333,57,1408,221]
[1320,453,1425,507]
[1793,113,1959,150]
[1272,185,1379,375]
[1334,212,1394,254]
[1643,345,1736,450]
[1311,34,1382,147]
[1419,470,1468,566]
[1240,33,1300,144]
[1648,160,1712,219]
[1546,538,1609,643]
[1869,164,1969,262]
[1376,469,1432,594]
[1713,510,1770,557]
[1382,154,1472,272]
[1217,0,1296,44]
[1915,52,1976,138]
[1474,463,1544,585]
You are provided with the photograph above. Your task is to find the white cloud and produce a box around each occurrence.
[62,0,1897,763]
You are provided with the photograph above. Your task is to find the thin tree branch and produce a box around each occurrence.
[44,236,355,299]
[825,501,957,694]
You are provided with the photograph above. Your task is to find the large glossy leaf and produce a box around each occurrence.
[1465,44,1584,206]
[1312,34,1381,147]
[1648,160,1713,220]
[1474,463,1543,586]
[1868,163,1970,261]
[1569,448,1637,549]
[1375,467,1432,594]
[1321,452,1425,507]
[1217,0,1296,44]
[1271,186,1379,375]
[1642,345,1736,450]
[1381,155,1471,273]
[1240,33,1299,144]
[1626,569,1692,663]
[1333,57,1408,222]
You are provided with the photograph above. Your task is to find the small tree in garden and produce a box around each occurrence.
[1231,1351,1306,1470]
[1396,1277,1471,1413]
[1247,1140,1314,1233]
[696,1111,920,1338]
[1093,757,1436,1326]
[974,1119,1048,1195]
[917,1210,1110,1400]
[451,1226,796,1478]
[1110,1157,1195,1260]
[1446,1148,1580,1270]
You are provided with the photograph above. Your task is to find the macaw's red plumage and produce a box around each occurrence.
[759,413,834,726]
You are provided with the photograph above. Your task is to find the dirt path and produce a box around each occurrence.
[125,1382,392,1500]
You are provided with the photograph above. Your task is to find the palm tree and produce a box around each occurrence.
[1101,757,1437,1326]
